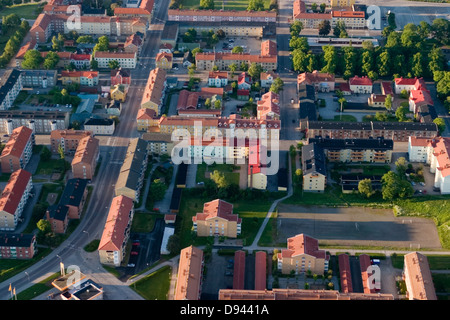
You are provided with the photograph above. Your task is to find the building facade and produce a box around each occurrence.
[0,126,33,173]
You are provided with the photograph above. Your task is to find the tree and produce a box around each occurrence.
[360,50,373,76]
[76,35,94,44]
[37,219,51,234]
[51,33,64,51]
[167,234,181,255]
[248,62,263,81]
[21,49,43,69]
[93,36,109,53]
[216,29,226,39]
[199,0,214,9]
[319,3,326,13]
[411,52,424,78]
[43,51,60,70]
[333,21,347,38]
[311,2,317,12]
[431,18,450,46]
[214,99,222,109]
[150,179,168,202]
[385,94,392,111]
[228,63,237,75]
[292,49,308,72]
[290,20,303,37]
[269,0,278,11]
[358,179,375,198]
[210,170,229,189]
[433,118,446,134]
[40,146,52,161]
[90,59,98,70]
[428,47,445,75]
[57,144,65,160]
[289,36,309,52]
[248,0,265,11]
[269,77,284,94]
[321,45,337,74]
[318,20,331,36]
[108,60,120,69]
[395,157,408,178]
[376,50,391,77]
[387,12,396,29]
[240,61,248,71]
[232,46,244,53]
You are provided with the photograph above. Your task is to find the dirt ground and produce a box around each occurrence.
[276,204,442,249]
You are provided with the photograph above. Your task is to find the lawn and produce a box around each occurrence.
[196,163,240,186]
[433,274,450,300]
[131,265,172,300]
[131,211,162,233]
[15,272,61,300]
[0,3,43,20]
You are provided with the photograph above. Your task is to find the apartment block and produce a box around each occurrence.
[155,52,173,70]
[21,70,57,88]
[168,8,276,23]
[0,169,33,231]
[141,132,174,156]
[0,110,69,134]
[308,137,394,163]
[140,68,167,115]
[408,136,450,194]
[98,195,135,266]
[136,108,159,131]
[297,71,335,92]
[302,143,327,192]
[175,246,204,300]
[0,69,22,111]
[293,0,331,29]
[83,118,115,135]
[50,129,91,154]
[71,136,99,180]
[208,71,229,88]
[349,76,373,93]
[277,234,330,275]
[93,51,137,69]
[0,233,37,260]
[0,126,33,173]
[331,10,366,29]
[192,199,242,238]
[58,178,89,220]
[403,252,437,300]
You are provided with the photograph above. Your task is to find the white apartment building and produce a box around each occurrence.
[0,69,23,111]
[93,52,137,69]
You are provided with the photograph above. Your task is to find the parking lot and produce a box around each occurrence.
[214,36,263,55]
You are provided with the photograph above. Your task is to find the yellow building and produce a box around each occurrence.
[192,199,242,238]
[330,0,355,7]
[110,84,127,102]
[136,108,159,131]
[140,68,167,115]
[155,52,173,70]
[277,234,330,275]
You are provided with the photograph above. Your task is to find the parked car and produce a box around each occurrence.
[131,251,138,255]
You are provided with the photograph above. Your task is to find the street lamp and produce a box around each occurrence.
[25,272,30,282]
[83,230,90,238]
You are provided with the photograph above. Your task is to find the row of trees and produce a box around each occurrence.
[0,14,29,68]
[289,19,449,83]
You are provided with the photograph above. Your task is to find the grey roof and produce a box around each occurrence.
[47,204,69,221]
[0,69,21,106]
[298,83,315,102]
[84,118,114,126]
[0,233,35,248]
[116,138,148,193]
[308,137,394,151]
[307,121,438,132]
[299,101,317,121]
[59,179,88,208]
[302,143,327,176]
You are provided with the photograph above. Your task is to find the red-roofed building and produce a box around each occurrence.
[360,254,379,294]
[381,81,394,96]
[277,234,330,275]
[69,53,92,69]
[136,108,159,131]
[298,71,335,92]
[124,34,143,54]
[111,68,132,87]
[403,252,437,300]
[331,10,366,28]
[192,199,242,238]
[155,52,173,70]
[0,126,33,173]
[0,169,32,230]
[394,77,427,94]
[261,40,277,57]
[237,72,252,90]
[61,71,99,87]
[293,0,331,29]
[237,89,250,101]
[98,195,135,266]
[338,254,353,293]
[409,88,434,114]
[257,91,280,120]
[177,90,199,111]
[208,71,229,87]
[349,76,373,93]
[233,250,246,290]
[175,245,204,300]
[114,0,154,21]
[255,251,267,290]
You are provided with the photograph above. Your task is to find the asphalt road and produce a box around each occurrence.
[0,0,170,301]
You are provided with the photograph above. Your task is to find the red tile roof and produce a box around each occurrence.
[255,251,267,290]
[61,71,98,79]
[177,90,199,111]
[192,199,241,223]
[233,250,246,290]
[404,252,437,300]
[338,254,353,293]
[332,10,365,18]
[261,40,277,57]
[175,246,204,300]
[349,76,373,86]
[0,169,32,215]
[281,234,327,259]
[1,126,33,159]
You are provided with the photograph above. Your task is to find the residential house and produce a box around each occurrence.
[70,54,92,69]
[0,169,33,231]
[111,68,132,87]
[159,43,173,54]
[71,136,99,180]
[368,94,392,108]
[0,126,33,173]
[349,76,372,94]
[174,246,204,300]
[0,233,37,260]
[83,118,115,135]
[277,233,330,275]
[237,72,252,90]
[61,71,99,87]
[208,71,229,87]
[124,33,143,54]
[167,8,276,24]
[58,178,89,220]
[110,85,128,102]
[403,252,437,300]
[155,52,173,70]
[302,142,327,192]
[98,195,135,266]
[297,70,335,92]
[192,199,242,238]
[394,77,426,94]
[248,144,268,190]
[0,69,22,111]
[260,71,278,88]
[257,91,280,120]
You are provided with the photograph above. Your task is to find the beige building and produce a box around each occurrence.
[331,10,366,29]
[141,132,174,156]
[155,52,173,70]
[98,195,135,266]
[403,252,437,300]
[192,199,242,238]
[93,51,137,69]
[0,126,33,173]
[50,129,91,154]
[136,108,159,131]
[330,0,355,7]
[277,234,330,275]
[302,143,327,192]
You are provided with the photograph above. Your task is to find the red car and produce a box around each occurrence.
[131,251,138,255]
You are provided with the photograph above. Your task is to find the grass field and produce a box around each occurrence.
[180,0,272,11]
[0,3,43,20]
[131,265,172,300]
